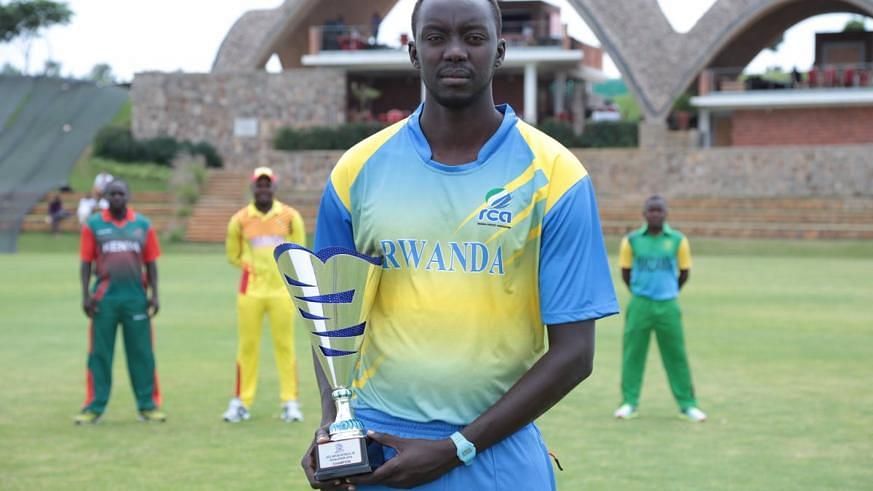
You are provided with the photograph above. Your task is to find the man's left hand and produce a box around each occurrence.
[350,431,459,489]
[148,296,160,317]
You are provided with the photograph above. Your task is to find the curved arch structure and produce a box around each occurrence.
[213,0,399,72]
[567,0,873,121]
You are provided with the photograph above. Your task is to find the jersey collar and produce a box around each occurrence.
[101,208,135,227]
[248,201,280,219]
[640,223,675,236]
[406,103,518,173]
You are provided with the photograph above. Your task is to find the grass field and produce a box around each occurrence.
[1,234,871,490]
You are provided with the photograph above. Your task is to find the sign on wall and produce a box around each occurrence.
[234,118,259,138]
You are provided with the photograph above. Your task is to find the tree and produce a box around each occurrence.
[41,57,59,76]
[843,16,868,32]
[88,63,115,84]
[0,1,73,73]
[1,62,22,75]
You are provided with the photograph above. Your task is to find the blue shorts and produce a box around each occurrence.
[355,407,556,491]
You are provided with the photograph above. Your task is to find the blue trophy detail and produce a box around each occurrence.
[274,244,383,481]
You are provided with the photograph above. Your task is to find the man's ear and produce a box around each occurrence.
[494,39,506,68]
[409,41,420,69]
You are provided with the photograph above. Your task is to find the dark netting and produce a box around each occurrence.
[0,76,127,253]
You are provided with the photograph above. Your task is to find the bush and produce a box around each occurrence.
[93,126,223,168]
[274,123,385,150]
[536,120,638,148]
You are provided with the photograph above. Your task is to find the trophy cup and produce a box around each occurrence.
[274,243,383,481]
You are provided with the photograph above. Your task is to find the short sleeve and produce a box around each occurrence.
[677,236,692,270]
[539,175,619,325]
[143,227,161,262]
[618,236,633,269]
[80,225,97,261]
[314,180,355,250]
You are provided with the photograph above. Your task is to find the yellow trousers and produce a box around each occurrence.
[234,294,298,407]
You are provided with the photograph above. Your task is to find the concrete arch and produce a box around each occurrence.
[212,0,398,73]
[567,0,873,121]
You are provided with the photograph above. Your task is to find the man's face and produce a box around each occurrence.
[104,183,128,212]
[410,0,504,109]
[253,176,274,205]
[643,200,667,229]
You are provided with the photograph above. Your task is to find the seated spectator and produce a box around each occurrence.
[48,194,72,234]
[77,190,106,224]
[93,171,113,194]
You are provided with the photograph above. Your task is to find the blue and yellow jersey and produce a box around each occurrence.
[315,104,619,425]
[618,224,691,301]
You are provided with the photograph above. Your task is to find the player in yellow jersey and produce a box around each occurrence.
[222,167,306,423]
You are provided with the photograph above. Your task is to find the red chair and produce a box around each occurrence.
[823,66,837,87]
[807,68,818,88]
[843,68,856,87]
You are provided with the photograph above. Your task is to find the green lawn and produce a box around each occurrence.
[1,236,871,490]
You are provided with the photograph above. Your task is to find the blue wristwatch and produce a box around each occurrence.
[450,431,477,465]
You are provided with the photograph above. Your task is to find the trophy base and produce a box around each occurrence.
[315,437,384,481]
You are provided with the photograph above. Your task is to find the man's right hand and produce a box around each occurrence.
[82,296,98,318]
[301,424,356,490]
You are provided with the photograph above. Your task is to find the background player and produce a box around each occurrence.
[76,179,164,424]
[305,0,619,488]
[614,195,707,422]
[222,167,306,423]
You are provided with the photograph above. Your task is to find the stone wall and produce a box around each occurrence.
[131,70,346,169]
[574,145,873,199]
[259,144,873,199]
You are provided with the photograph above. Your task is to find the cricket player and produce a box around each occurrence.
[75,179,164,424]
[613,195,707,422]
[303,0,619,488]
[222,167,305,423]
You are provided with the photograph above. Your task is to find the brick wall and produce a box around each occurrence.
[131,70,346,169]
[732,107,873,146]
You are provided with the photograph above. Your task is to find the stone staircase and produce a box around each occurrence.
[598,196,873,240]
[22,191,174,233]
[184,170,873,242]
[184,170,321,242]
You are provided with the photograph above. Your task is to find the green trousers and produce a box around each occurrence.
[621,296,697,410]
[83,296,161,414]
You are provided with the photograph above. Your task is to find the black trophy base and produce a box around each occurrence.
[315,437,383,481]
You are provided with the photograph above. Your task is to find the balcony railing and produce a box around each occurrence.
[307,20,572,55]
[699,64,873,94]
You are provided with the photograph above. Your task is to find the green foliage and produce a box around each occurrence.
[273,123,385,150]
[88,62,114,84]
[843,16,868,32]
[536,119,638,148]
[672,92,694,112]
[93,126,223,168]
[110,100,131,127]
[68,157,172,192]
[614,93,641,122]
[2,242,872,489]
[0,0,73,43]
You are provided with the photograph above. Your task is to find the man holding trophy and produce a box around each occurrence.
[277,0,620,489]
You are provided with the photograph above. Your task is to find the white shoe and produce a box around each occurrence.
[222,398,250,423]
[613,403,638,419]
[681,407,707,422]
[280,400,303,422]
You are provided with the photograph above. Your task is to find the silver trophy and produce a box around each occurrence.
[274,243,383,481]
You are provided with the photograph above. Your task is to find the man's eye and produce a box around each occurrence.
[426,34,444,42]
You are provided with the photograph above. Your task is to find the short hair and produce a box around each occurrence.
[105,178,128,192]
[644,195,667,210]
[411,0,502,37]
